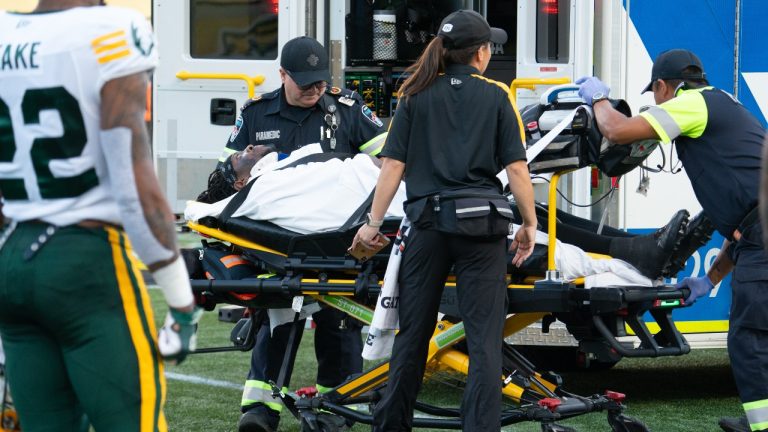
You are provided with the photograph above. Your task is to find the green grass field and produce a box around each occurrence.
[149,290,743,432]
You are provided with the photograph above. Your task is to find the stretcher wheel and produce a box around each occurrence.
[607,413,650,432]
[300,413,348,432]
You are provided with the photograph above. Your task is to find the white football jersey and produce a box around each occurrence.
[0,6,157,225]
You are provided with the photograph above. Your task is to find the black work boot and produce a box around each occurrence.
[662,211,715,278]
[238,405,280,432]
[719,415,751,432]
[609,209,689,279]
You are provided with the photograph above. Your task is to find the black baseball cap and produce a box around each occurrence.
[280,36,331,86]
[437,10,507,49]
[641,49,706,93]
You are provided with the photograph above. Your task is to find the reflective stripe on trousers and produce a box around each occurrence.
[744,399,768,431]
[241,380,286,412]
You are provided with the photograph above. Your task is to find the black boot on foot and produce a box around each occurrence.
[662,211,715,278]
[238,405,280,432]
[719,415,750,432]
[609,209,690,279]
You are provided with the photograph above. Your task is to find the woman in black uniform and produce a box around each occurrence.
[352,9,538,432]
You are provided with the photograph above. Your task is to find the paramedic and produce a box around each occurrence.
[577,49,768,432]
[224,36,388,432]
[219,36,387,160]
[352,10,537,431]
[0,1,200,431]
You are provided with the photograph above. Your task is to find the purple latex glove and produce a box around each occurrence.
[575,76,610,106]
[675,275,714,306]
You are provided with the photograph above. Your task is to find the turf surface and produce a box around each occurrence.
[149,289,743,432]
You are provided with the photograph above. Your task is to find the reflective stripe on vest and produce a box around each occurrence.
[744,399,768,431]
[358,132,387,156]
[241,380,286,412]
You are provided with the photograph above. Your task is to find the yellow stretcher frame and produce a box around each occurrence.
[189,221,556,402]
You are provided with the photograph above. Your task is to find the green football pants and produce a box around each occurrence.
[0,222,167,432]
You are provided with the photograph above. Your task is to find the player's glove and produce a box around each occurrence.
[158,307,203,365]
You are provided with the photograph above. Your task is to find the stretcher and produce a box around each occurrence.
[187,170,692,432]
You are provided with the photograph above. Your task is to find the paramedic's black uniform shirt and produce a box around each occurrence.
[380,64,527,201]
[226,86,385,155]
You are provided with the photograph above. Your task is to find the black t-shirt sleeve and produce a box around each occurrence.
[496,90,527,166]
[379,99,411,163]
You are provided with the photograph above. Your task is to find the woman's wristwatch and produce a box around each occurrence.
[366,212,384,228]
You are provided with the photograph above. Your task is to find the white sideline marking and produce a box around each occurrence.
[165,372,243,390]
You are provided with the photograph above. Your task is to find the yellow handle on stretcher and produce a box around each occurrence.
[176,71,267,99]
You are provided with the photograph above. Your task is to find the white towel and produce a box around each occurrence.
[362,217,411,360]
[267,303,322,334]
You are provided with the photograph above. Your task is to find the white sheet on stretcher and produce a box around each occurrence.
[184,144,407,234]
[362,221,658,360]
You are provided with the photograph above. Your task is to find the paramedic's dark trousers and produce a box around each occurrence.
[727,222,768,430]
[374,228,507,432]
[243,307,363,412]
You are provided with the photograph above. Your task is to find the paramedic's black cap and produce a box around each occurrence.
[642,49,706,93]
[280,36,331,86]
[437,10,507,49]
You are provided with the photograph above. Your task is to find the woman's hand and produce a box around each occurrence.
[509,224,536,267]
[352,224,385,251]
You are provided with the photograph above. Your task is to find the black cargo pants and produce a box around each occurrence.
[373,227,508,432]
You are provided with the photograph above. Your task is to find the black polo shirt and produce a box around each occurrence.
[221,85,386,160]
[380,63,527,201]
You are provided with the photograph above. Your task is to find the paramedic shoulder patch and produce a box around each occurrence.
[229,115,243,142]
[362,105,383,127]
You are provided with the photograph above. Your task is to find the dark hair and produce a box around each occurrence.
[399,36,486,99]
[663,66,709,91]
[196,169,237,204]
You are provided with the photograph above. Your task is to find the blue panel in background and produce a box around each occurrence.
[629,229,731,329]
[627,0,736,94]
[738,0,768,125]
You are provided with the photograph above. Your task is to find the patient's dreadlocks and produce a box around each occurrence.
[197,169,237,204]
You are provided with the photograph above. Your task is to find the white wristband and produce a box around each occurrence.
[152,256,194,309]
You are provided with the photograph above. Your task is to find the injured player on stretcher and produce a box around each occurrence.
[185,143,711,285]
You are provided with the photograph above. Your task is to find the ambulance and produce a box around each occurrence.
[152,0,768,366]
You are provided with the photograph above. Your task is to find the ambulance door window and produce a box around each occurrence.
[190,0,279,59]
[535,0,569,63]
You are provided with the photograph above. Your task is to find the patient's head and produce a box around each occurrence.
[196,144,274,204]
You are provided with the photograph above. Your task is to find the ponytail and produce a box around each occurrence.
[399,37,488,99]
[399,36,446,99]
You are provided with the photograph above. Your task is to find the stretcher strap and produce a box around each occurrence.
[218,178,256,226]
[340,187,376,231]
[276,312,303,393]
